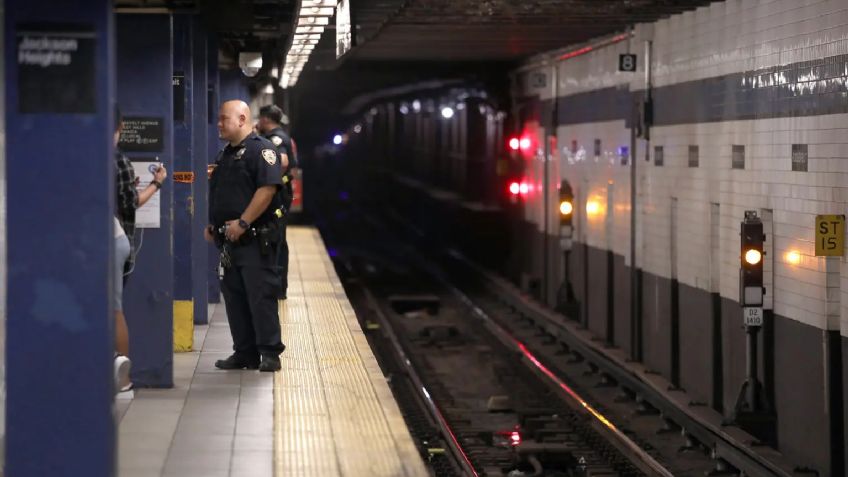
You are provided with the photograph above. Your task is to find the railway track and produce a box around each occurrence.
[322,206,690,476]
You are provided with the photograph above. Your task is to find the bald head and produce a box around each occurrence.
[218,100,253,145]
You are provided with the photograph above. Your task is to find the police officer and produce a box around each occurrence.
[257,104,296,299]
[205,100,285,372]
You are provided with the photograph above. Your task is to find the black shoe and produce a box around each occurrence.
[277,290,287,300]
[259,354,281,372]
[215,354,260,370]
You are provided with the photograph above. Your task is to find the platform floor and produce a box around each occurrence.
[117,226,427,477]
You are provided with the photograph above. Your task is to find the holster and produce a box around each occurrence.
[257,223,279,256]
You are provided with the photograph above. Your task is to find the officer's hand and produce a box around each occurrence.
[224,220,245,242]
[154,164,168,183]
[204,225,215,243]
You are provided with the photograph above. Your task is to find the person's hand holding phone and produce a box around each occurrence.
[153,163,168,183]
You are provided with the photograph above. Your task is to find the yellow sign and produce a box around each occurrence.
[173,171,195,183]
[815,215,845,256]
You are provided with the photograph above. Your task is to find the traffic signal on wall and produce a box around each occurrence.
[740,210,764,307]
[559,180,574,249]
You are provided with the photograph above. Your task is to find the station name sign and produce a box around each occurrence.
[17,24,96,113]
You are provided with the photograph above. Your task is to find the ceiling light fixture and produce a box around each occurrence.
[282,1,336,88]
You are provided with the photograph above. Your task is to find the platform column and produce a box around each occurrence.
[206,33,221,303]
[172,14,194,347]
[116,13,175,387]
[5,1,116,474]
[190,16,209,324]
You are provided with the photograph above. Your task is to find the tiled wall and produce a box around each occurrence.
[519,0,848,335]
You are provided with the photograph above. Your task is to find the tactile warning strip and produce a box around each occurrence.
[274,227,428,477]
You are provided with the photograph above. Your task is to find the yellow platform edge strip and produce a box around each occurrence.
[274,367,283,476]
[173,300,194,352]
[273,299,283,476]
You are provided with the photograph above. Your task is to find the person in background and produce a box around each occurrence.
[257,104,295,299]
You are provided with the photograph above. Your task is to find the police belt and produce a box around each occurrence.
[215,222,277,248]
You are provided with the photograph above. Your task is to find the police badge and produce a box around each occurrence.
[271,136,283,147]
[261,149,277,165]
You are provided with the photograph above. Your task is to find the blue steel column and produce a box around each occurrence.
[172,15,194,347]
[5,1,115,475]
[220,68,250,103]
[191,17,209,324]
[207,34,221,303]
[116,14,175,387]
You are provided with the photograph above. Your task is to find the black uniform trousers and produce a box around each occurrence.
[220,239,285,358]
[276,219,288,296]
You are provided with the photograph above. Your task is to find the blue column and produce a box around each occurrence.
[116,14,174,387]
[172,15,194,345]
[207,34,222,303]
[220,68,250,103]
[191,17,209,324]
[5,1,115,475]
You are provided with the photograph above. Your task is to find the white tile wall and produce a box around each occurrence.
[521,0,848,334]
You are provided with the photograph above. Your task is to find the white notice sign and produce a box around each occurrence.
[743,307,763,327]
[132,161,161,229]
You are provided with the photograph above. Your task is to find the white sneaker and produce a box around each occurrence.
[114,355,131,394]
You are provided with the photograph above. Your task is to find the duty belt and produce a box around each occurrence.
[215,223,279,267]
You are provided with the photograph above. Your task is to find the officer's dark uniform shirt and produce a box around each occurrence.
[209,132,282,227]
[265,127,297,170]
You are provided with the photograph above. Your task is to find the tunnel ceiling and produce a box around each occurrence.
[114,0,297,61]
[112,0,724,148]
[293,0,723,147]
[343,0,723,61]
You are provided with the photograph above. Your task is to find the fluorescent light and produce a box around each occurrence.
[283,0,336,88]
[298,16,329,26]
[304,6,334,16]
[295,25,324,34]
[302,0,335,6]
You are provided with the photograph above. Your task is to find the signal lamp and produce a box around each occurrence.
[744,249,762,265]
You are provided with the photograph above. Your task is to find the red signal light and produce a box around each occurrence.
[519,182,529,195]
[519,137,531,150]
[508,181,520,195]
[510,431,521,446]
[508,137,520,151]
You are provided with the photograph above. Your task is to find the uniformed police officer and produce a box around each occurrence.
[257,104,296,299]
[205,100,285,372]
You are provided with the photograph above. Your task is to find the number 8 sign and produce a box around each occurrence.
[619,54,637,72]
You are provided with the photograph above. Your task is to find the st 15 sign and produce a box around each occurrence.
[815,215,845,256]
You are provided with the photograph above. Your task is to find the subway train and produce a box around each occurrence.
[341,1,848,475]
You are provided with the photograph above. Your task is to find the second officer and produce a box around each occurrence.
[205,99,285,372]
[257,104,295,299]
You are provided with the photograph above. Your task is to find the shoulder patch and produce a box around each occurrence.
[261,149,278,165]
[270,135,283,146]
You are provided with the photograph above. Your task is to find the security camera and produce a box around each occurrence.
[239,52,263,77]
